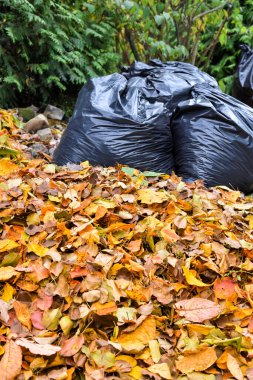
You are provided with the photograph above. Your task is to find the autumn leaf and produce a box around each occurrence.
[182,266,210,287]
[1,283,15,302]
[0,158,18,176]
[90,350,115,369]
[0,340,22,380]
[161,226,180,243]
[27,242,48,257]
[1,109,253,378]
[214,278,237,301]
[42,308,62,330]
[176,346,217,373]
[0,239,19,253]
[149,340,161,363]
[175,298,222,322]
[60,335,84,357]
[0,266,17,281]
[137,189,168,204]
[16,338,61,356]
[116,316,157,353]
[13,300,32,330]
[147,363,172,379]
[227,354,243,380]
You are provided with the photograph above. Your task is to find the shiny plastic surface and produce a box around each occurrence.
[172,84,253,193]
[233,44,253,107]
[53,61,217,172]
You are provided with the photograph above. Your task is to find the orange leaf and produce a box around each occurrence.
[161,227,180,243]
[60,335,84,357]
[0,340,22,380]
[13,300,32,330]
[117,316,157,353]
[0,158,18,176]
[176,346,217,374]
[214,278,237,301]
[91,301,117,315]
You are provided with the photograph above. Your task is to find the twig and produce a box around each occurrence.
[191,31,200,65]
[193,1,228,21]
[125,27,140,61]
[202,15,229,70]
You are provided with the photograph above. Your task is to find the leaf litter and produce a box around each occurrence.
[0,110,253,379]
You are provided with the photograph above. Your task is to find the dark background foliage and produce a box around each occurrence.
[0,0,252,110]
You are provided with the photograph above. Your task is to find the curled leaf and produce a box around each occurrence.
[16,338,61,356]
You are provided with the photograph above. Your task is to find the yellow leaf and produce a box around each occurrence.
[116,355,137,368]
[13,301,32,330]
[0,158,18,176]
[227,354,243,380]
[176,346,217,374]
[148,363,172,379]
[0,340,22,380]
[0,239,19,253]
[27,243,48,257]
[0,267,17,281]
[129,366,142,380]
[149,340,161,364]
[117,316,157,353]
[182,266,210,287]
[246,215,253,229]
[1,284,15,302]
[66,368,75,380]
[186,324,214,335]
[137,189,168,204]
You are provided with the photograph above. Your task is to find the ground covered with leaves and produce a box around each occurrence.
[0,110,253,380]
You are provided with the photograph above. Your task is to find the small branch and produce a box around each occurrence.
[190,31,200,65]
[193,1,228,21]
[202,15,229,70]
[125,27,140,61]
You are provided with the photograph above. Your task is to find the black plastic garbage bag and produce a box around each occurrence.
[53,61,217,172]
[233,44,253,107]
[122,59,218,89]
[172,84,253,193]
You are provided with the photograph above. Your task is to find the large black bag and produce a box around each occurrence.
[233,45,253,107]
[53,61,217,172]
[172,84,253,193]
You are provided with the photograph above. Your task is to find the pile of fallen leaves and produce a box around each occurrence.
[0,110,253,380]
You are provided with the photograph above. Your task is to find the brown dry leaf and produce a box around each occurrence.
[117,316,157,353]
[176,346,217,374]
[13,300,32,330]
[0,340,22,380]
[175,298,222,322]
[227,354,243,380]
